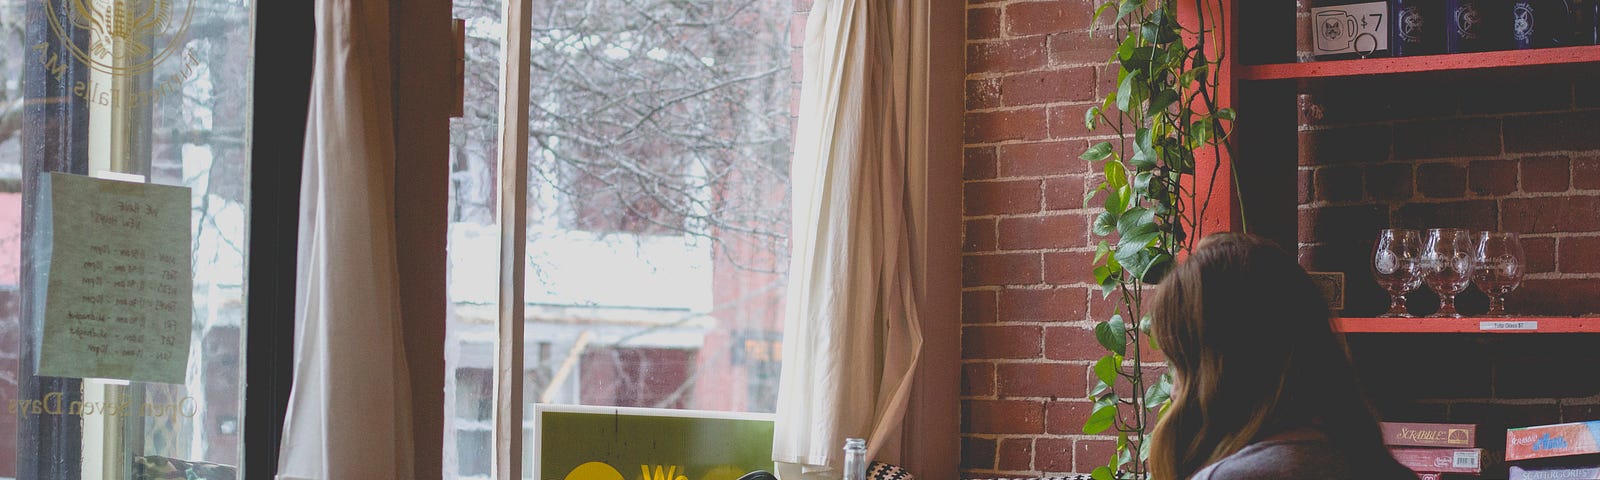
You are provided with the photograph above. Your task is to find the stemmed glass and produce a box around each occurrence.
[1472,231,1526,317]
[1372,229,1423,317]
[1421,228,1475,318]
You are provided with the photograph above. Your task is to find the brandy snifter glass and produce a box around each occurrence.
[1472,231,1525,317]
[1421,228,1475,318]
[1372,229,1423,318]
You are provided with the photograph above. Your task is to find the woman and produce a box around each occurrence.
[1147,233,1416,480]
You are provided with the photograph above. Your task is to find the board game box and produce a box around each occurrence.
[1391,447,1484,474]
[1382,422,1478,448]
[1508,422,1600,461]
[1510,463,1600,480]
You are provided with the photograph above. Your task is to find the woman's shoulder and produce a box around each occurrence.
[1190,436,1415,480]
[1191,439,1348,480]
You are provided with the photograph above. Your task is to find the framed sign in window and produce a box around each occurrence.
[531,404,774,480]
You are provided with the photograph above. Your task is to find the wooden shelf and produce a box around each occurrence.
[1335,317,1600,334]
[1238,45,1600,81]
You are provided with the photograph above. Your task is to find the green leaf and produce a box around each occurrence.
[1098,270,1119,297]
[1109,314,1129,340]
[1140,251,1174,284]
[1162,137,1196,174]
[1094,354,1122,385]
[1114,223,1160,268]
[1129,127,1156,171]
[1122,246,1158,281]
[1121,46,1164,73]
[1144,172,1168,198]
[1095,389,1118,408]
[1082,141,1115,161]
[1115,38,1137,69]
[1085,105,1101,131]
[1093,240,1111,264]
[1091,466,1115,480]
[1149,88,1180,115]
[1103,160,1129,191]
[1116,0,1143,22]
[1116,206,1155,236]
[1138,315,1153,334]
[1144,375,1172,405]
[1091,379,1111,397]
[1216,107,1237,121]
[1174,148,1196,174]
[1132,171,1154,197]
[1095,320,1125,356]
[1090,2,1116,35]
[1104,184,1132,216]
[1117,219,1159,246]
[1082,183,1105,208]
[1115,71,1135,112]
[1084,402,1118,434]
[1141,7,1181,44]
[1190,117,1214,148]
[1092,212,1117,237]
[1177,63,1208,86]
[1093,264,1119,296]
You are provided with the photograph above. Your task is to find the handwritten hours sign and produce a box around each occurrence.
[35,173,191,384]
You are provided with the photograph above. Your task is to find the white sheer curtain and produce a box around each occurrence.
[275,0,415,477]
[774,1,926,478]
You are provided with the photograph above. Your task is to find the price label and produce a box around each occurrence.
[1479,321,1538,331]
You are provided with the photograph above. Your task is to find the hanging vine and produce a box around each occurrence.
[1078,0,1237,478]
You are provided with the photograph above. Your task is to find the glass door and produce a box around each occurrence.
[0,0,254,477]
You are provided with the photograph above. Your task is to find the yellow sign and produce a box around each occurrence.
[535,405,775,480]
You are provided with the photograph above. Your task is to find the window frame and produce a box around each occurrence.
[394,1,964,478]
[242,0,315,478]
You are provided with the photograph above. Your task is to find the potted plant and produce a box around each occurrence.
[1078,1,1237,478]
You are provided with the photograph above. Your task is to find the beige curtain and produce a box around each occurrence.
[774,0,926,477]
[275,0,415,477]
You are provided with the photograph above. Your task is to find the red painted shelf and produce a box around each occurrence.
[1334,317,1600,334]
[1238,45,1600,81]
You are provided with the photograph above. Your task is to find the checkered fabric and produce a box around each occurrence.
[868,462,914,480]
[965,477,1094,480]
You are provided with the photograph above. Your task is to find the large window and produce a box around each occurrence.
[445,0,795,477]
[0,0,254,477]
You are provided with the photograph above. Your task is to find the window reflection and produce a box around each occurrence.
[0,0,253,476]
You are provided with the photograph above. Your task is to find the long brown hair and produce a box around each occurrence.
[1146,233,1412,479]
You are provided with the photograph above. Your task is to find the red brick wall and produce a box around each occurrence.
[962,1,1121,476]
[963,2,1600,478]
[1300,75,1600,475]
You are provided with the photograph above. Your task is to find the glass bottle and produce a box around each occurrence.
[843,438,868,480]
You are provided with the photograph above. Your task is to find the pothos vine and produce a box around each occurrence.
[1078,0,1237,478]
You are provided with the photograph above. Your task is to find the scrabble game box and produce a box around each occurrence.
[1383,422,1478,448]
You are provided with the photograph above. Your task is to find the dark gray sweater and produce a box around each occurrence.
[1190,437,1418,480]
